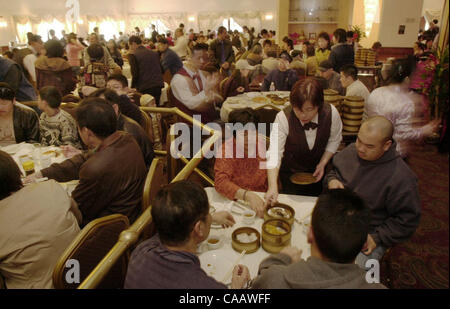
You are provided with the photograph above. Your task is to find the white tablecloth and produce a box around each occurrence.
[199,187,317,285]
[220,91,290,122]
[0,143,78,195]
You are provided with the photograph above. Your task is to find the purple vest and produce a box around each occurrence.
[281,103,332,173]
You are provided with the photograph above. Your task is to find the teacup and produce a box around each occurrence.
[207,235,223,250]
[242,209,256,225]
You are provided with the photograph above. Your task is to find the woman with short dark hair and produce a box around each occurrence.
[214,108,268,217]
[0,150,80,288]
[329,28,354,72]
[265,78,343,200]
[35,40,76,95]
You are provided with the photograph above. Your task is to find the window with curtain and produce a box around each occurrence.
[144,20,170,37]
[222,18,243,32]
[88,19,125,41]
[16,22,32,43]
[37,19,66,41]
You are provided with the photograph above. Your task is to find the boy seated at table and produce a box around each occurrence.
[251,189,386,289]
[124,180,251,289]
[38,86,82,149]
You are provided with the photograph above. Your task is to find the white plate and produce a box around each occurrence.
[199,250,234,285]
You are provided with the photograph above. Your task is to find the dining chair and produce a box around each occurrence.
[219,77,229,98]
[52,214,130,289]
[142,157,166,212]
[140,110,155,143]
[60,102,79,119]
[140,157,166,240]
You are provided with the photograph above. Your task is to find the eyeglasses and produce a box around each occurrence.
[0,87,15,100]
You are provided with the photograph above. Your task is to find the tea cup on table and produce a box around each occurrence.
[242,209,256,225]
[206,235,223,250]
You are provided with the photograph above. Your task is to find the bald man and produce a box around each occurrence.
[325,116,421,269]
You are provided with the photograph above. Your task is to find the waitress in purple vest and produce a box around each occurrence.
[265,78,343,202]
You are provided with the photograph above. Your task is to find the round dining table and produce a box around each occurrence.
[198,187,317,286]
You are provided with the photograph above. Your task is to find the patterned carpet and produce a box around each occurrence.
[381,143,449,289]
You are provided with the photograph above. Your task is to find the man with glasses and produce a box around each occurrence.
[0,82,40,146]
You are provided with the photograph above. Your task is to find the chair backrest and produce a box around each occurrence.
[219,77,229,98]
[140,110,154,142]
[142,157,166,212]
[60,102,79,119]
[52,214,130,289]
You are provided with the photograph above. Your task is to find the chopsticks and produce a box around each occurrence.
[221,249,247,283]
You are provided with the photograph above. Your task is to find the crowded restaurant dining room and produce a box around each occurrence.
[0,0,448,294]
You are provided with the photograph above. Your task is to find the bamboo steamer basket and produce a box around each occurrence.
[342,96,365,132]
[232,227,261,254]
[343,124,361,132]
[264,203,295,226]
[261,219,292,254]
[324,89,342,114]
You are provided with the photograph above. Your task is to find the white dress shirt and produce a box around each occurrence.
[346,79,370,119]
[269,104,343,168]
[170,65,208,110]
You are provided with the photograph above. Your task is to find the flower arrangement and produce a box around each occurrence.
[428,47,449,118]
[351,25,366,43]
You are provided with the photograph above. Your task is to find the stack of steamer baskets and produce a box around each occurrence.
[324,89,342,116]
[342,96,365,133]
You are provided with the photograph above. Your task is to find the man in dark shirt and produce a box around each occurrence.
[89,88,154,168]
[209,26,235,73]
[317,60,345,95]
[128,36,164,106]
[124,181,249,289]
[157,38,183,76]
[27,99,147,226]
[326,116,421,269]
[261,58,298,91]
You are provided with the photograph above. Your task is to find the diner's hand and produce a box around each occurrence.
[280,246,303,263]
[244,192,265,218]
[264,187,278,207]
[23,171,43,184]
[236,86,245,93]
[212,211,236,228]
[60,145,82,159]
[230,264,251,289]
[312,164,325,183]
[328,179,345,190]
[362,234,377,256]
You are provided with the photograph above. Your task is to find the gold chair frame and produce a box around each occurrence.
[52,214,130,289]
[77,106,221,289]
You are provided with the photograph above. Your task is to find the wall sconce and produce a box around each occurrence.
[0,17,8,28]
[265,14,273,20]
[188,16,195,22]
